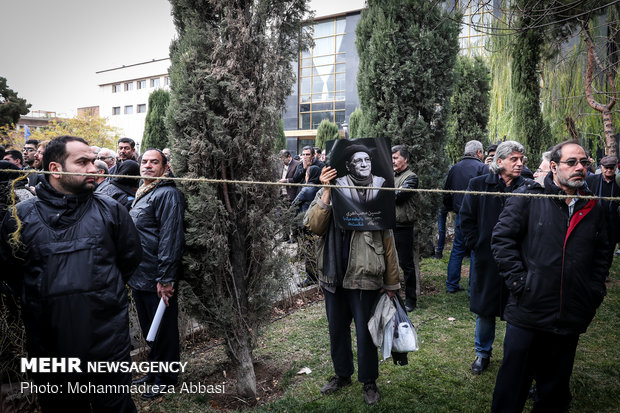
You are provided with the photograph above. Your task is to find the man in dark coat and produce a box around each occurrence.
[96,160,140,210]
[278,149,301,202]
[490,140,611,412]
[129,149,185,400]
[0,135,142,412]
[460,141,528,375]
[586,155,620,263]
[443,140,488,292]
[291,145,326,184]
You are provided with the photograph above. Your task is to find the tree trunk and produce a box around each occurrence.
[235,336,257,399]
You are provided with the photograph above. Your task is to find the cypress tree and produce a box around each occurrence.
[348,107,363,139]
[166,0,310,398]
[447,55,491,163]
[142,89,170,150]
[356,0,460,251]
[314,119,339,149]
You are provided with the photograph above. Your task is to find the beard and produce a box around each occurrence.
[556,172,585,189]
[58,174,95,194]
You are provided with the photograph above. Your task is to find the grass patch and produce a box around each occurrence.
[140,250,620,412]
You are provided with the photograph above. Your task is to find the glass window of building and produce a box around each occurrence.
[124,105,133,115]
[124,82,134,91]
[137,104,147,113]
[165,76,170,85]
[299,17,346,130]
[112,84,121,93]
[137,80,147,89]
[112,106,121,115]
[457,1,493,56]
[151,77,161,87]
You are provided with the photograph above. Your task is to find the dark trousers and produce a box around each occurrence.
[323,287,380,384]
[393,226,417,304]
[492,323,579,413]
[132,288,180,386]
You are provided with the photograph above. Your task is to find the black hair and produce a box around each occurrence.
[42,135,89,172]
[5,150,23,164]
[140,148,168,167]
[549,139,581,164]
[117,137,135,149]
[24,139,40,147]
[302,145,315,156]
[391,145,410,162]
[279,149,291,158]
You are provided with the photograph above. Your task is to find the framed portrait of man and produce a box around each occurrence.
[326,137,395,230]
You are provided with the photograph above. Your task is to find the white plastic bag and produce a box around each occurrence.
[392,297,419,353]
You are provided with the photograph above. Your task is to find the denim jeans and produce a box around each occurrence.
[446,214,472,291]
[475,314,496,359]
[436,205,448,254]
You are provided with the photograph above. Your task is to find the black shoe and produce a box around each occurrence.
[132,375,153,385]
[320,375,352,395]
[433,252,443,259]
[141,384,166,400]
[446,286,465,294]
[405,299,416,312]
[363,382,380,405]
[297,277,317,288]
[471,356,490,374]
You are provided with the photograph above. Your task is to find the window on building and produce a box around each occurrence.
[124,105,133,115]
[137,80,147,89]
[457,0,493,56]
[112,84,121,93]
[112,106,121,115]
[165,76,170,85]
[137,104,147,113]
[151,77,160,87]
[299,17,347,129]
[124,82,134,91]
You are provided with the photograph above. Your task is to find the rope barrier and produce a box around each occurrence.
[2,168,620,202]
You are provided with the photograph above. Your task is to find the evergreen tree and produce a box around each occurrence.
[315,119,339,149]
[166,0,310,398]
[275,119,286,151]
[447,55,491,163]
[142,89,171,150]
[356,0,460,252]
[0,77,30,129]
[348,107,363,138]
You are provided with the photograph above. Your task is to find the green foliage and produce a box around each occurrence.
[446,55,491,163]
[166,0,311,397]
[487,19,514,145]
[0,77,30,129]
[356,0,460,244]
[511,3,552,161]
[275,119,286,151]
[348,107,363,138]
[314,119,339,149]
[142,89,171,150]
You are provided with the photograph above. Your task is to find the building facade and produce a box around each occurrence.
[95,58,170,152]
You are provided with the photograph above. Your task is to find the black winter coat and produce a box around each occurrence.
[586,173,620,244]
[95,180,135,210]
[443,156,488,212]
[460,173,529,317]
[491,174,611,335]
[129,180,185,292]
[0,179,142,362]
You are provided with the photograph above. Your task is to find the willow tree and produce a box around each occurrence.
[356,0,460,255]
[166,0,310,398]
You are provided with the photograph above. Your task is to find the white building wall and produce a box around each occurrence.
[96,59,170,152]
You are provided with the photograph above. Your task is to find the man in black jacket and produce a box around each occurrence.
[444,140,488,292]
[490,140,611,412]
[290,145,325,185]
[460,141,528,375]
[129,149,185,400]
[0,135,142,412]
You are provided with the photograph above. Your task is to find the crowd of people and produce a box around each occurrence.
[1,136,184,412]
[0,134,616,411]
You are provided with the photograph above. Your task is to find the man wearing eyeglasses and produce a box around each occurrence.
[97,148,117,170]
[22,139,39,168]
[586,155,620,263]
[490,140,612,412]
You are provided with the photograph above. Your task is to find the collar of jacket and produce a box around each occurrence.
[543,172,592,206]
[461,155,483,163]
[37,177,92,209]
[394,167,409,177]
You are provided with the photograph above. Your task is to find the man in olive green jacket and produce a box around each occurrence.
[304,166,399,406]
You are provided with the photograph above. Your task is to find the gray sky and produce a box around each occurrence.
[1,0,364,117]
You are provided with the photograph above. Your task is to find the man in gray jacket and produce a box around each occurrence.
[130,148,185,400]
